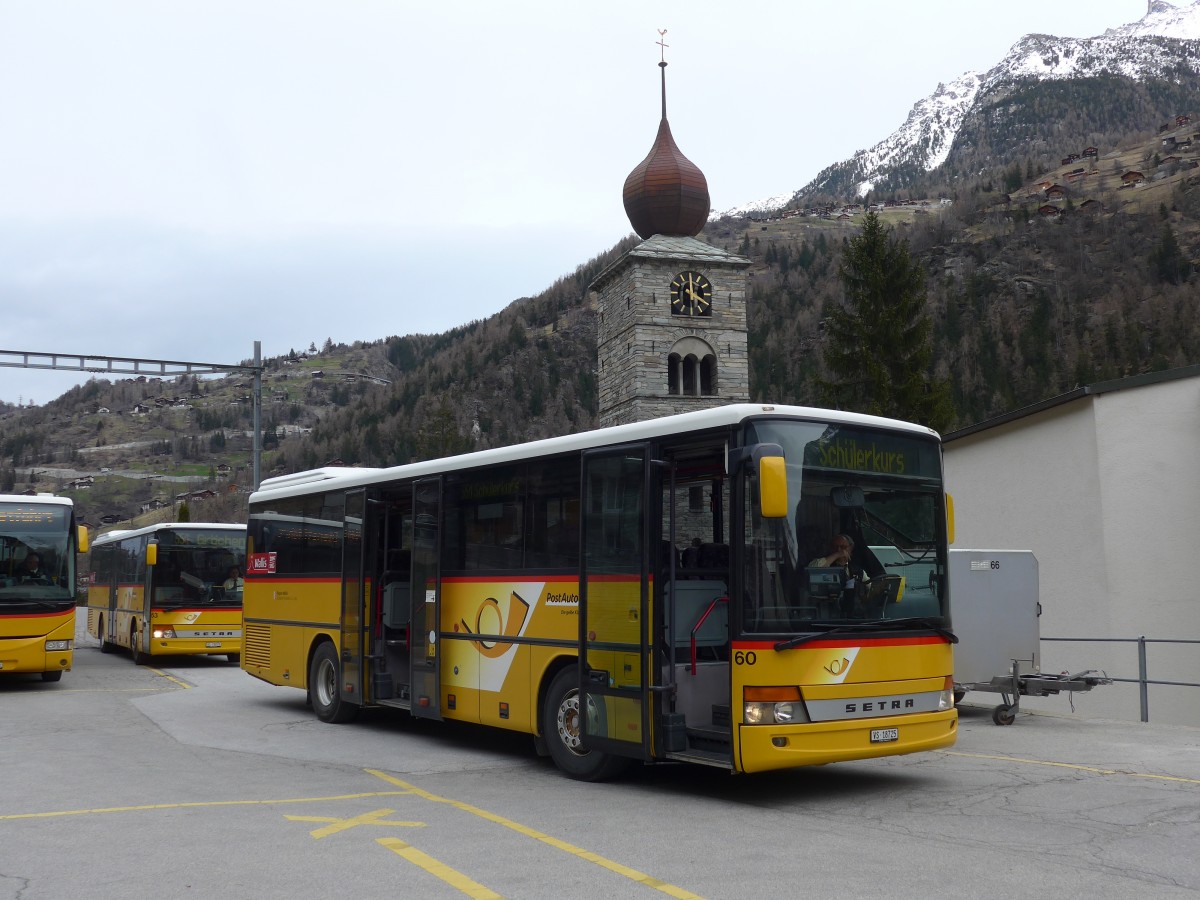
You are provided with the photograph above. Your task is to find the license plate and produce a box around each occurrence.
[870,728,899,743]
[205,642,222,648]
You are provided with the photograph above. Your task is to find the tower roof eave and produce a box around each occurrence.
[588,235,751,294]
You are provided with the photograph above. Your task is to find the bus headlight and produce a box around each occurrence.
[743,700,809,725]
[938,677,955,711]
[744,686,807,725]
[44,640,71,651]
[153,626,176,639]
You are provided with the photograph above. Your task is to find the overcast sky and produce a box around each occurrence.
[0,0,1151,404]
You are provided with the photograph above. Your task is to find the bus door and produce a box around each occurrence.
[339,490,366,707]
[409,478,442,719]
[102,553,119,647]
[579,447,652,761]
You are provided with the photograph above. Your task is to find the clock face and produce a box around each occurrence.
[670,271,713,317]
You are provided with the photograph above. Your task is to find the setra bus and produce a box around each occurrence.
[242,404,958,779]
[86,522,246,664]
[0,494,88,682]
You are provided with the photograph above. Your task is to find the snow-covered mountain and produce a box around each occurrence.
[716,0,1200,217]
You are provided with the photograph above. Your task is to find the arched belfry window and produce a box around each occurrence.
[666,336,718,397]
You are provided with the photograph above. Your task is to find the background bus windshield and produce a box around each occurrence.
[152,531,245,607]
[742,421,946,632]
[0,503,72,600]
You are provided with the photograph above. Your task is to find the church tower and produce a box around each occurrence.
[591,37,751,428]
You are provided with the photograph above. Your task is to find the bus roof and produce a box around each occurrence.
[0,493,74,508]
[251,403,939,505]
[91,522,246,548]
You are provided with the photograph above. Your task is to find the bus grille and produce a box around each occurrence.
[244,624,271,668]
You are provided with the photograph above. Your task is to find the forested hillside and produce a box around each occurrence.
[2,119,1198,527]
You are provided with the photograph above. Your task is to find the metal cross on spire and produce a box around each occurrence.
[656,29,670,118]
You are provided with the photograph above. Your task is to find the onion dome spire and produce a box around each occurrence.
[622,32,710,240]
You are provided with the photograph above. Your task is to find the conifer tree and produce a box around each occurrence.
[819,211,954,431]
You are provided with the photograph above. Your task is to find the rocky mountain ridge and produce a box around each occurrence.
[718,0,1200,213]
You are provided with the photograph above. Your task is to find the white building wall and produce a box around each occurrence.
[944,378,1200,727]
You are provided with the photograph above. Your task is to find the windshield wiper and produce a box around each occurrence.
[774,617,958,651]
[774,621,895,651]
[0,598,68,610]
[884,617,959,643]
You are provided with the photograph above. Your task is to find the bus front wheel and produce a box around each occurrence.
[131,625,148,665]
[542,668,629,782]
[309,642,358,724]
[41,670,63,682]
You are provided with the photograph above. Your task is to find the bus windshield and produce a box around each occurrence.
[741,419,947,632]
[0,501,74,604]
[152,529,246,607]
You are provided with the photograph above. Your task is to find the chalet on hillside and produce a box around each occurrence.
[1121,171,1145,186]
[1037,204,1061,218]
[1082,146,1098,158]
[1044,184,1068,200]
[1060,153,1080,165]
[1177,114,1192,126]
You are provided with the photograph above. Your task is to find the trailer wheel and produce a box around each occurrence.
[992,704,1015,726]
[541,668,629,782]
[309,641,358,724]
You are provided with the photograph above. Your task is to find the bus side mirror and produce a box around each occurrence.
[758,456,788,519]
[146,542,158,567]
[729,443,788,519]
[945,492,955,545]
[77,526,89,554]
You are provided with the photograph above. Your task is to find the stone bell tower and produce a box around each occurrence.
[590,35,750,428]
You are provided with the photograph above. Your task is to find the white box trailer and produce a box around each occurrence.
[950,549,1108,724]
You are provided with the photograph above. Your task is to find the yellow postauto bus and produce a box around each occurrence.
[0,494,88,682]
[243,404,958,780]
[86,523,246,664]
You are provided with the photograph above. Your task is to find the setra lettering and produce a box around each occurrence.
[844,698,917,714]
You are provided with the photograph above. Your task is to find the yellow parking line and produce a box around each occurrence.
[367,770,704,900]
[942,750,1200,785]
[0,791,413,821]
[146,666,193,689]
[378,838,503,900]
[284,807,425,838]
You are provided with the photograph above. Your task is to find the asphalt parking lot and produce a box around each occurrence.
[2,621,1198,899]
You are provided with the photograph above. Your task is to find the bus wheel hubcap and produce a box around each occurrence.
[557,691,583,755]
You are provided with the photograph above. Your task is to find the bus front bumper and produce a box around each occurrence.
[737,709,958,773]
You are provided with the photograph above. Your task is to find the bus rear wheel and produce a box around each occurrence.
[98,617,115,653]
[542,668,630,782]
[309,641,358,724]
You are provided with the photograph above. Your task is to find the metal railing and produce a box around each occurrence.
[1042,636,1200,723]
